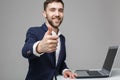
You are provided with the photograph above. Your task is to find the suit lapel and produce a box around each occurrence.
[57,35,65,66]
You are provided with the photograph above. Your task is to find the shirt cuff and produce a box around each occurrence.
[33,41,44,57]
[62,69,70,75]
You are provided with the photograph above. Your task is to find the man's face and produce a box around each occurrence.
[43,2,64,28]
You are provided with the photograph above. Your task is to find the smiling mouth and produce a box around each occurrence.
[53,18,61,22]
[53,17,60,20]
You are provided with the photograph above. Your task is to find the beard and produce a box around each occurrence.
[46,16,63,28]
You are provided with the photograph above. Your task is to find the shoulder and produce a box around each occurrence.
[28,26,40,32]
[27,23,47,33]
[27,26,44,34]
[25,26,46,39]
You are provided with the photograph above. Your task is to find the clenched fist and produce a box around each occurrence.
[36,27,58,53]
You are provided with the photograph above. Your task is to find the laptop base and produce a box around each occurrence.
[75,70,109,78]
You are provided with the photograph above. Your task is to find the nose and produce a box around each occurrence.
[55,10,59,16]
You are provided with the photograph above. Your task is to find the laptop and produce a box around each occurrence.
[75,46,118,78]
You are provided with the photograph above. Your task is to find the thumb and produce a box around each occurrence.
[63,74,68,78]
[46,26,52,35]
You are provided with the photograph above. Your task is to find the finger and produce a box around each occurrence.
[69,74,73,79]
[48,39,58,44]
[65,73,71,79]
[63,74,67,78]
[72,73,78,79]
[49,35,58,40]
[71,74,76,79]
[50,44,58,48]
[74,73,78,77]
[46,26,52,35]
[67,72,76,79]
[48,44,58,50]
[47,48,57,53]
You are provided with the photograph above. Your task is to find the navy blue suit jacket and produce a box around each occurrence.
[22,23,68,80]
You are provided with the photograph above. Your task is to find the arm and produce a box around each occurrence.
[58,35,77,79]
[22,27,40,59]
[22,27,58,59]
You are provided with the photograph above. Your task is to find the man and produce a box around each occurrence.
[22,0,77,80]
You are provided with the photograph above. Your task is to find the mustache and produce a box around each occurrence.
[52,16,61,20]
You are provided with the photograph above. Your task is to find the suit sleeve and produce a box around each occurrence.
[22,27,39,59]
[59,62,69,75]
[58,52,69,75]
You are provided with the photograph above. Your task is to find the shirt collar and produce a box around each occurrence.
[52,30,61,37]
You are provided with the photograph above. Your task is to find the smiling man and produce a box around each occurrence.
[22,0,77,80]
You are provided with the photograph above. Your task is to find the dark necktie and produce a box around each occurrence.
[54,35,64,80]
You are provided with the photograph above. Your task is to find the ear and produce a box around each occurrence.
[42,10,46,18]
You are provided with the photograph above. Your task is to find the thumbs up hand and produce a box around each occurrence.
[37,27,58,53]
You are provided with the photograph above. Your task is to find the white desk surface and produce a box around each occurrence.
[57,69,120,80]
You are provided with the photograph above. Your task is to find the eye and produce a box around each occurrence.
[49,8,56,12]
[59,9,64,13]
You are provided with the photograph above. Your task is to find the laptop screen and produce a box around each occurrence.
[102,46,118,72]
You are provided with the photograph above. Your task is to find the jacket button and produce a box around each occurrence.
[27,50,31,55]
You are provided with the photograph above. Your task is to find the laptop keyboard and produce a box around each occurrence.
[87,71,102,76]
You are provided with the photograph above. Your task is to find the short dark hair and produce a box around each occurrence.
[44,0,64,10]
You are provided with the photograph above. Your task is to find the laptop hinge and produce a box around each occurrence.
[100,68,109,75]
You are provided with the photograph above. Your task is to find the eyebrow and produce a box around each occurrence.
[49,7,64,10]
